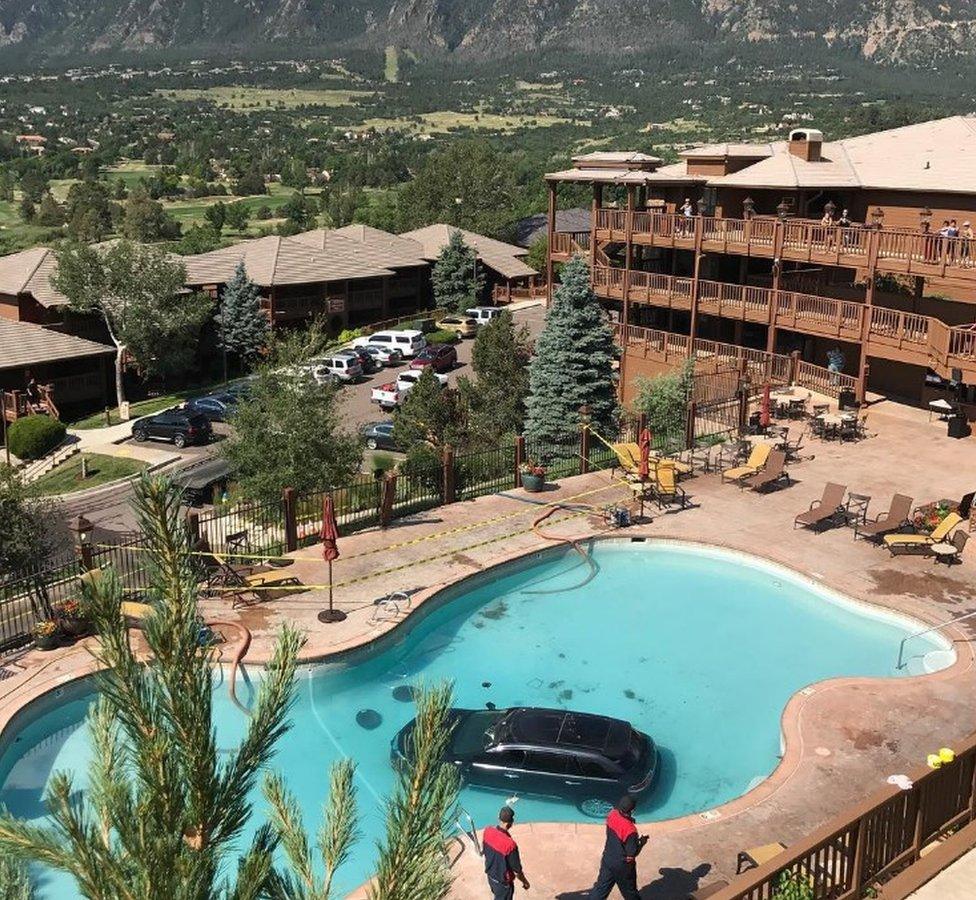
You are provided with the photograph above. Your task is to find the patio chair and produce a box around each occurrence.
[854,494,913,542]
[782,429,806,463]
[721,443,771,483]
[196,539,301,607]
[743,450,790,492]
[793,482,848,530]
[884,512,963,556]
[931,530,968,565]
[611,442,642,475]
[736,842,787,874]
[649,461,689,510]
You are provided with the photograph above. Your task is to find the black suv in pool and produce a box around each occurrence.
[131,409,212,448]
[392,707,657,814]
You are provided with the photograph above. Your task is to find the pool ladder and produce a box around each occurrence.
[368,590,412,625]
[896,608,976,670]
[456,806,481,856]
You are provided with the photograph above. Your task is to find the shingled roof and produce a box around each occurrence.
[0,247,68,308]
[398,224,537,280]
[0,319,112,371]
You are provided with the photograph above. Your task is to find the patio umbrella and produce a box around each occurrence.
[759,383,771,431]
[380,473,397,528]
[317,493,346,623]
[637,427,652,519]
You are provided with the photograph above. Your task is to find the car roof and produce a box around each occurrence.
[496,708,630,758]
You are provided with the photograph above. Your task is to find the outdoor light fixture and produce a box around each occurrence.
[579,404,592,426]
[70,514,95,545]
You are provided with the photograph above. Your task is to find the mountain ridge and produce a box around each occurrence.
[1,0,975,64]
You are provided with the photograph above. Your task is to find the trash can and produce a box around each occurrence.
[838,388,857,411]
[948,415,970,439]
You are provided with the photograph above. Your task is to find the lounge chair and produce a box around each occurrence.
[854,493,913,541]
[885,512,963,556]
[793,482,847,530]
[196,539,300,607]
[649,461,689,510]
[743,450,790,492]
[612,441,692,479]
[736,841,787,874]
[721,443,771,483]
[931,530,968,565]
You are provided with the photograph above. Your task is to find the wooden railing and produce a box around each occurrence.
[491,283,549,303]
[1,385,58,423]
[612,321,855,397]
[711,732,976,900]
[593,210,976,277]
[776,291,864,335]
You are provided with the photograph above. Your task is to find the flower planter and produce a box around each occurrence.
[521,473,546,493]
[59,618,90,639]
[34,633,60,651]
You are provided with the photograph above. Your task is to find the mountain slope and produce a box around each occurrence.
[1,0,975,63]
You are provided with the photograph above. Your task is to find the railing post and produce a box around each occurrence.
[282,487,298,553]
[442,445,456,504]
[685,401,697,450]
[380,474,396,528]
[580,425,591,475]
[790,350,801,385]
[514,435,525,488]
[186,509,201,547]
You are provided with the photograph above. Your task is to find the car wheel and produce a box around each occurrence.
[578,798,614,819]
[366,438,378,450]
[173,433,187,448]
[132,429,147,443]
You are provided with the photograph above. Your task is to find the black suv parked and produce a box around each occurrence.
[392,707,657,814]
[131,409,212,448]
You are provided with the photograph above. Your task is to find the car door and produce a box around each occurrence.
[470,749,526,791]
[522,751,572,798]
[565,756,618,799]
[377,423,395,449]
[194,399,220,421]
[152,413,175,439]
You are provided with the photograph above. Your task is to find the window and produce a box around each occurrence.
[570,757,614,779]
[480,749,525,768]
[524,751,568,775]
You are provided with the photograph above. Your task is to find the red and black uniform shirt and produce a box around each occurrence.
[601,808,640,868]
[483,825,523,884]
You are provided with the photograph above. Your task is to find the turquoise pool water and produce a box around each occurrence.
[0,541,951,897]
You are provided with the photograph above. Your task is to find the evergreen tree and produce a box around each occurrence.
[205,201,227,235]
[393,367,466,452]
[0,169,15,202]
[0,857,32,900]
[431,231,483,314]
[18,196,35,223]
[523,256,619,464]
[459,310,531,444]
[216,262,268,371]
[35,192,64,227]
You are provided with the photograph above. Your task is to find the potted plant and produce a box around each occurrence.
[33,619,61,651]
[519,460,547,493]
[52,598,90,638]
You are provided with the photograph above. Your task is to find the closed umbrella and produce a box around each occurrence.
[759,383,771,431]
[317,493,346,623]
[380,473,397,528]
[637,427,653,519]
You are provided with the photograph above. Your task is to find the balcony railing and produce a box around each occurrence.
[592,265,976,378]
[593,210,976,277]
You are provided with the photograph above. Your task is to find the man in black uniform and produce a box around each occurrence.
[588,795,648,899]
[482,805,530,899]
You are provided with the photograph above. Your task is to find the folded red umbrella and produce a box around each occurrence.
[638,427,652,481]
[759,383,771,430]
[321,494,340,562]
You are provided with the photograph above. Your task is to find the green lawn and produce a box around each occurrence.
[158,86,375,110]
[31,453,147,496]
[67,379,233,429]
[359,110,575,134]
[385,46,399,83]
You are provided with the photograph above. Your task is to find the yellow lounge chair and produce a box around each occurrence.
[613,442,692,478]
[721,443,771,483]
[884,512,963,555]
[120,601,155,626]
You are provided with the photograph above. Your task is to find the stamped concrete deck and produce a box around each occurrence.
[2,397,976,898]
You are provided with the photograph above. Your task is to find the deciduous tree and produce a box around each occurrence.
[524,256,619,464]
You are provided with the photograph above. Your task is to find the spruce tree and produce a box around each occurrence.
[524,256,619,465]
[431,231,483,313]
[216,262,269,372]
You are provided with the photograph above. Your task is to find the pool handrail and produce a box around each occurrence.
[896,607,976,670]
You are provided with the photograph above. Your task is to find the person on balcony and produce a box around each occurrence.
[961,222,973,267]
[680,198,694,236]
[827,347,845,386]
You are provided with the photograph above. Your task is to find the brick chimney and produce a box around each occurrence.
[788,128,823,162]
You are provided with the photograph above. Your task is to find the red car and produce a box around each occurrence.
[410,343,458,373]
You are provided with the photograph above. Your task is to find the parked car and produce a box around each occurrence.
[353,329,427,358]
[466,307,504,327]
[184,393,238,423]
[361,344,404,367]
[392,707,657,814]
[370,370,448,410]
[361,421,400,451]
[132,410,212,448]
[410,343,458,373]
[337,346,379,374]
[311,354,363,384]
[435,315,478,338]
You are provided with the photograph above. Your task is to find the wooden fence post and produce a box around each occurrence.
[442,446,456,504]
[379,474,396,528]
[580,425,591,474]
[514,435,525,488]
[685,401,697,450]
[282,488,298,553]
[790,349,801,385]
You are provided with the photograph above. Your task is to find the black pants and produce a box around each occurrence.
[589,861,640,899]
[487,877,514,900]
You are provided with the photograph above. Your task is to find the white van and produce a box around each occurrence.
[466,307,503,326]
[354,329,427,358]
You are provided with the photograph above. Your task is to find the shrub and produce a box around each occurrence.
[7,416,67,461]
[426,329,460,345]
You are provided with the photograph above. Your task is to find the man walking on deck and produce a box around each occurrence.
[483,805,530,898]
[588,795,648,899]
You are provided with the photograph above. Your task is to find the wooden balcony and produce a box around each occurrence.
[592,265,976,380]
[550,231,592,261]
[593,210,976,281]
[2,385,59,423]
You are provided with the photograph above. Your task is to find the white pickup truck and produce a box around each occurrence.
[370,370,449,410]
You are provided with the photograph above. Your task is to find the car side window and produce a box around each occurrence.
[524,751,568,775]
[571,757,614,779]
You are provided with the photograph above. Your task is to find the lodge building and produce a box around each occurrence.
[544,115,976,409]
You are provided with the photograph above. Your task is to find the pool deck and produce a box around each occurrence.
[2,397,976,898]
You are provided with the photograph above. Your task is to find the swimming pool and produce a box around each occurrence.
[0,540,952,896]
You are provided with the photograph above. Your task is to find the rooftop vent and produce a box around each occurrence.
[788,128,823,162]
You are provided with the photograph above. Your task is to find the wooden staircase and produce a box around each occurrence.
[2,385,59,424]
